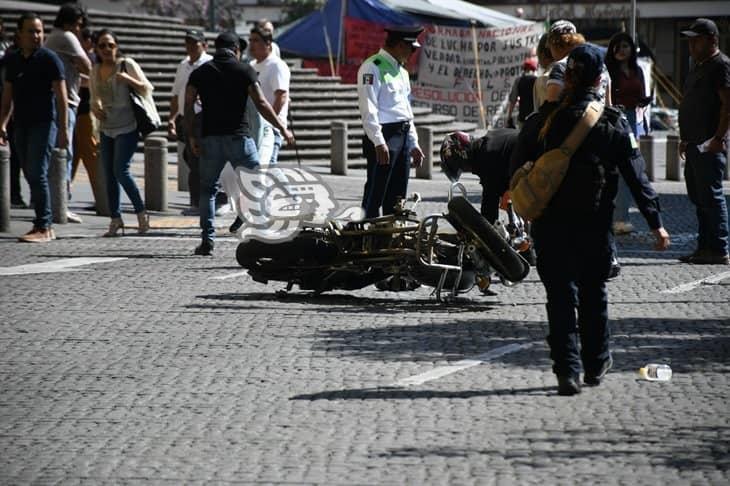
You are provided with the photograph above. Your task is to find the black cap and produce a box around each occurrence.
[385,25,424,48]
[566,44,605,85]
[185,29,205,42]
[215,31,239,50]
[681,18,719,38]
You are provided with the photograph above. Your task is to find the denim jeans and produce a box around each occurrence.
[14,120,57,229]
[270,129,282,166]
[100,129,145,219]
[684,144,729,254]
[66,106,77,182]
[200,135,259,241]
[613,109,640,224]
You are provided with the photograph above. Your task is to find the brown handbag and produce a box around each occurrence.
[510,101,604,220]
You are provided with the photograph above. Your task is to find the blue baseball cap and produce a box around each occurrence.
[566,44,604,84]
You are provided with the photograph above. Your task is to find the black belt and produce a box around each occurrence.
[381,120,411,133]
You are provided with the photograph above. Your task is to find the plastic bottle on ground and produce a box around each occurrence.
[638,364,672,381]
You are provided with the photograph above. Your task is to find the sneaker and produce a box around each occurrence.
[229,216,244,234]
[18,227,54,243]
[66,211,83,223]
[584,355,613,386]
[557,376,581,396]
[612,221,634,235]
[215,203,232,217]
[182,206,200,216]
[687,251,730,265]
[194,240,215,256]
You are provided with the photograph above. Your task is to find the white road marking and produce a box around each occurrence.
[661,270,730,294]
[0,257,127,276]
[389,342,537,388]
[209,271,250,280]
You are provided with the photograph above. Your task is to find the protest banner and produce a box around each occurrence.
[413,23,544,127]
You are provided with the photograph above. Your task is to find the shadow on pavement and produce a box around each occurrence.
[291,386,554,401]
[372,425,730,471]
[306,317,730,370]
[192,292,497,314]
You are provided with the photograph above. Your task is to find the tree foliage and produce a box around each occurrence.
[137,0,238,29]
[281,0,325,26]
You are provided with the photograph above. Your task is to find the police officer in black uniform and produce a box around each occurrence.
[509,44,671,396]
[440,129,518,225]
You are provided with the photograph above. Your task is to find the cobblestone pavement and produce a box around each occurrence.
[1,157,729,484]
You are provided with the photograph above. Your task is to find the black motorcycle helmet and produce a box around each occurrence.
[440,131,472,182]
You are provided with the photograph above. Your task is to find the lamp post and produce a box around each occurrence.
[630,0,637,41]
[208,0,216,31]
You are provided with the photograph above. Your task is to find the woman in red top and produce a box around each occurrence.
[605,32,651,235]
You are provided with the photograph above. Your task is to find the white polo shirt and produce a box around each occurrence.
[171,52,213,117]
[251,53,290,128]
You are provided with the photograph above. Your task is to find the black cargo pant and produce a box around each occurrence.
[361,121,410,218]
[532,218,613,379]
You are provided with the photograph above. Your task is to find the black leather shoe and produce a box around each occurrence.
[584,355,613,386]
[194,240,215,256]
[229,216,243,234]
[557,376,581,396]
[687,251,730,265]
[678,250,700,263]
[607,262,621,280]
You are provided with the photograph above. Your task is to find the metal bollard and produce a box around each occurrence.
[49,148,68,224]
[331,121,348,175]
[144,136,168,211]
[416,126,433,179]
[0,146,9,232]
[176,141,188,191]
[639,135,655,182]
[665,134,681,181]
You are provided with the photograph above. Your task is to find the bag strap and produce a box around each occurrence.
[560,100,604,156]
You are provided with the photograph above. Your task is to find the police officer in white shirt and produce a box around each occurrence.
[357,25,425,218]
[168,30,213,214]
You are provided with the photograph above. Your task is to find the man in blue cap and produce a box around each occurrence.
[509,44,670,396]
[357,25,425,219]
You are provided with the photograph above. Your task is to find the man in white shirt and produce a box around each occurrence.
[249,25,289,165]
[357,25,424,218]
[45,3,90,223]
[168,29,212,215]
[256,19,281,59]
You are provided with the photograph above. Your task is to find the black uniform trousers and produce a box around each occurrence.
[361,121,410,218]
[532,218,613,379]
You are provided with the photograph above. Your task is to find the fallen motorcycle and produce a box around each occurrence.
[235,184,530,300]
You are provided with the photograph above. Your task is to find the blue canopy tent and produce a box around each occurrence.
[277,0,528,59]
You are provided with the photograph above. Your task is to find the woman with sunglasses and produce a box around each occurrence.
[89,29,152,236]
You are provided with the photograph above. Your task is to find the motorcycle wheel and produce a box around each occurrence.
[446,197,530,283]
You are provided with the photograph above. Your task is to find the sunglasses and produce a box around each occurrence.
[98,42,117,49]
